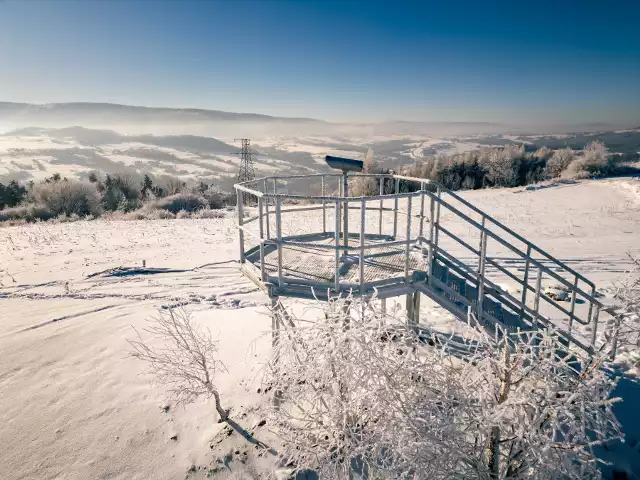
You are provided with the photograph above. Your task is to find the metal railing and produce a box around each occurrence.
[234,173,609,356]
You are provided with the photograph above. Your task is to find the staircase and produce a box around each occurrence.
[404,179,609,357]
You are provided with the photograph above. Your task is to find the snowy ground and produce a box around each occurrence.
[1,176,640,479]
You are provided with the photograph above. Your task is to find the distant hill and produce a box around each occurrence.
[0,102,324,126]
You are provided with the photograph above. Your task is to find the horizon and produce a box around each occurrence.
[1,0,639,127]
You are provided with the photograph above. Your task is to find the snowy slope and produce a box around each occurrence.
[1,177,640,478]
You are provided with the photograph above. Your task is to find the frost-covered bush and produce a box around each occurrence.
[482,144,526,188]
[565,141,620,178]
[546,147,575,178]
[0,204,55,222]
[150,193,208,213]
[129,308,229,421]
[30,180,102,217]
[193,208,225,219]
[402,144,551,191]
[200,186,233,209]
[176,209,190,219]
[611,255,640,358]
[265,296,622,479]
[143,208,175,220]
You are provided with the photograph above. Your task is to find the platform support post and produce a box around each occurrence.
[406,291,420,331]
[271,296,283,407]
[236,189,245,263]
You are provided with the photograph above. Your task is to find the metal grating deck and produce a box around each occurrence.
[245,234,425,286]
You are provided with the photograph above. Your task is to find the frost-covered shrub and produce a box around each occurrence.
[266,296,622,479]
[144,209,175,220]
[176,209,190,219]
[193,208,225,219]
[150,193,208,213]
[200,186,233,209]
[566,141,619,178]
[546,147,574,178]
[29,180,102,217]
[0,204,56,223]
[611,255,640,358]
[482,144,526,188]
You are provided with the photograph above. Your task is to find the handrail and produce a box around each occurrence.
[440,186,596,290]
[425,190,603,308]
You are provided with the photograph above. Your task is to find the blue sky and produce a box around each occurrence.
[1,0,639,126]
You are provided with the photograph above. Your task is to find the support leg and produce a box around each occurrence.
[406,291,420,331]
[271,296,283,407]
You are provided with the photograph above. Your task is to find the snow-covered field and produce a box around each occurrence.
[0,128,490,187]
[1,176,640,479]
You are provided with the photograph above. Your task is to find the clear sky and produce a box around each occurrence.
[1,0,639,126]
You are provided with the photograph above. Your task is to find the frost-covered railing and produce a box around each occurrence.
[234,173,609,356]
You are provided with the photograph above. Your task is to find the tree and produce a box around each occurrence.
[140,174,154,200]
[0,180,27,209]
[265,295,622,479]
[129,308,229,421]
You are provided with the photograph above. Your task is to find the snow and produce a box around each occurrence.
[1,177,640,478]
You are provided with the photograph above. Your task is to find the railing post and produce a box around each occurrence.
[360,198,366,292]
[321,175,326,234]
[236,188,245,263]
[419,182,425,247]
[264,179,270,240]
[342,172,349,256]
[433,185,442,263]
[590,304,600,352]
[404,195,412,282]
[520,245,531,321]
[258,197,265,280]
[533,269,543,321]
[393,178,399,239]
[426,192,436,285]
[587,284,596,327]
[477,218,487,322]
[567,276,579,345]
[343,197,349,256]
[335,199,341,292]
[379,176,384,236]
[275,197,283,287]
